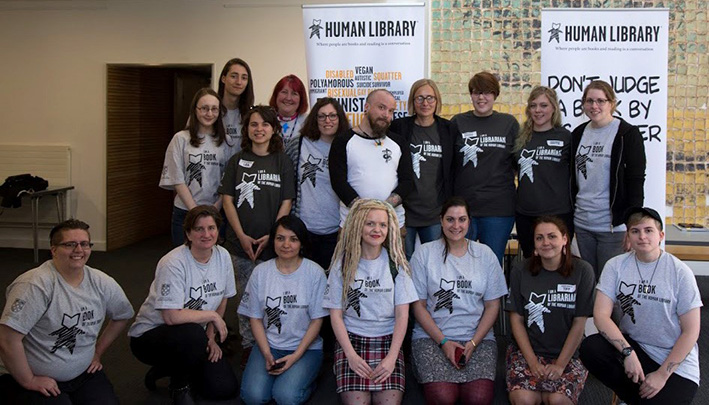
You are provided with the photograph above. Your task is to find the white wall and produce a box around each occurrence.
[0,0,393,250]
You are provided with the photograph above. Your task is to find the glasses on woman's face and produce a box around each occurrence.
[414,95,436,105]
[196,106,220,114]
[57,241,93,250]
[317,113,339,122]
[584,98,609,106]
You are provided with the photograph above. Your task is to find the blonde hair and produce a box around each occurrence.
[515,86,563,152]
[330,199,410,306]
[407,78,442,116]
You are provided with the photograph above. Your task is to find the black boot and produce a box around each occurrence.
[144,365,170,391]
[169,385,196,405]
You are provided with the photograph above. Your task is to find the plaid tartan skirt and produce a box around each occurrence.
[333,332,405,393]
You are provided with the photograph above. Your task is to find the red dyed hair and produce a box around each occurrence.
[269,74,308,116]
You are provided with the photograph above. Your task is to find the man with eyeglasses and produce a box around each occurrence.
[0,219,134,404]
[329,89,414,231]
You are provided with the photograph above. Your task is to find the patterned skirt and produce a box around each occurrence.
[411,337,497,384]
[333,333,405,393]
[506,345,588,404]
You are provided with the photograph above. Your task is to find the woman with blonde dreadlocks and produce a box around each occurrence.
[323,199,418,405]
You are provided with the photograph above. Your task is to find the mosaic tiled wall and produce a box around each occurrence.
[431,0,708,226]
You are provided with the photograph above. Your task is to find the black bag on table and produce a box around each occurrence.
[0,174,49,208]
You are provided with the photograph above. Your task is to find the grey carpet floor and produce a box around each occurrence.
[0,235,705,404]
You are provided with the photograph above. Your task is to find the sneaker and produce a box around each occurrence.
[170,385,196,405]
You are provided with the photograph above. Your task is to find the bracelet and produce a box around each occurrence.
[438,337,448,348]
[470,338,477,348]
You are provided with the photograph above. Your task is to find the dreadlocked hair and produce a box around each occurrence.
[330,198,410,307]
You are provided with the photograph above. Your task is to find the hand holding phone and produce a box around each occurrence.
[455,347,466,368]
[270,361,285,371]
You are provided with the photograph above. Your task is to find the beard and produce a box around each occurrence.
[366,114,390,138]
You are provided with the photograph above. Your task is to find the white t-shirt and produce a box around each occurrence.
[128,245,236,338]
[0,261,134,381]
[238,258,329,351]
[296,137,340,235]
[323,248,418,337]
[159,130,230,210]
[598,252,702,384]
[410,240,508,342]
[337,134,405,227]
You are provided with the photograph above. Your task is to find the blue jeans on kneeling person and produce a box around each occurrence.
[241,345,323,405]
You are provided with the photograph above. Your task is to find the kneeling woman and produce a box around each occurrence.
[580,207,702,405]
[506,216,595,405]
[128,206,238,403]
[239,215,329,405]
[410,197,508,405]
[323,199,418,405]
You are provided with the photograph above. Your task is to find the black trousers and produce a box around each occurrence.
[0,370,118,405]
[579,333,698,405]
[515,212,575,258]
[130,323,238,400]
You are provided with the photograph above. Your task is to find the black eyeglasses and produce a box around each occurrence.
[56,241,93,250]
[414,95,436,104]
[317,113,339,121]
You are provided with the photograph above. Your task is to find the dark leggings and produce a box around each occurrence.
[515,212,575,258]
[422,379,495,405]
[130,323,238,400]
[579,333,698,405]
[0,370,118,405]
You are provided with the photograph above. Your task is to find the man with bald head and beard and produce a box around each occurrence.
[329,89,413,230]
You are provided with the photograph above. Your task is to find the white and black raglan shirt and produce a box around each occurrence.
[329,129,414,227]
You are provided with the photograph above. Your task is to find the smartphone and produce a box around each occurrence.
[270,361,285,371]
[455,347,466,367]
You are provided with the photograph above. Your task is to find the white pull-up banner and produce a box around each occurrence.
[302,3,426,127]
[541,8,669,218]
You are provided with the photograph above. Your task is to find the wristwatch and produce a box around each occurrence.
[621,347,634,359]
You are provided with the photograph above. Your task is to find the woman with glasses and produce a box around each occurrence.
[285,97,348,270]
[390,79,456,259]
[219,105,296,358]
[451,72,520,265]
[129,206,238,404]
[160,88,230,246]
[514,86,574,258]
[571,80,646,279]
[270,75,309,149]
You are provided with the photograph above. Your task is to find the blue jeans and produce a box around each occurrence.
[465,216,515,265]
[241,346,323,405]
[575,227,626,281]
[170,206,188,246]
[405,224,442,260]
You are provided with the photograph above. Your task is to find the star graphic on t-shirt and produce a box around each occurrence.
[265,296,288,334]
[432,279,460,314]
[525,292,551,333]
[410,144,427,179]
[49,313,86,354]
[186,154,205,187]
[460,132,483,167]
[575,145,593,180]
[184,287,208,310]
[346,279,368,317]
[617,282,642,324]
[300,154,323,187]
[235,173,261,209]
[518,149,539,183]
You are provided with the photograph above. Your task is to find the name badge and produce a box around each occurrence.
[239,159,254,168]
[547,140,564,147]
[557,284,576,293]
